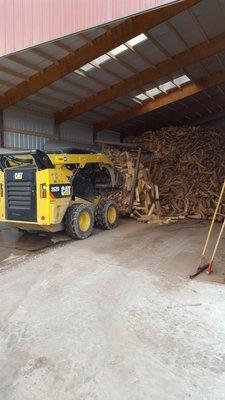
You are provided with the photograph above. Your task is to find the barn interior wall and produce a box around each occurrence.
[96,129,121,142]
[2,109,121,150]
[59,120,93,144]
[3,108,54,150]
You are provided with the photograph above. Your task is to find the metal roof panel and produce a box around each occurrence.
[149,23,186,56]
[168,10,203,48]
[134,40,167,64]
[192,0,225,39]
[116,50,149,71]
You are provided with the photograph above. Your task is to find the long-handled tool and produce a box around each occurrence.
[205,218,225,274]
[190,181,225,279]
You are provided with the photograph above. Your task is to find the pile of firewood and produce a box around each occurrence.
[130,125,225,220]
[103,146,162,222]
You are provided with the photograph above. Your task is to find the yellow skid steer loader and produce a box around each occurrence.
[0,148,121,239]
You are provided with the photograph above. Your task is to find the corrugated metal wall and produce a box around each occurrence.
[97,129,121,142]
[3,108,121,150]
[3,108,54,150]
[0,0,173,56]
[59,121,93,144]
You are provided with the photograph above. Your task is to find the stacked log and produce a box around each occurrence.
[103,146,161,222]
[130,125,225,220]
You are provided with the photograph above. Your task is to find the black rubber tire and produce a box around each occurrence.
[95,200,119,230]
[65,203,94,240]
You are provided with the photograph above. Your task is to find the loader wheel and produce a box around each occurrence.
[95,200,119,230]
[65,204,94,240]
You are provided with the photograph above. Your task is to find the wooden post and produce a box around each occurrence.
[93,129,98,144]
[54,123,60,140]
[128,147,142,213]
[0,110,4,148]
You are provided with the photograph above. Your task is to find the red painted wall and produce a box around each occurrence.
[0,0,175,57]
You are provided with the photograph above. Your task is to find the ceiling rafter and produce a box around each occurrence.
[154,19,211,97]
[142,31,186,90]
[93,69,225,132]
[0,0,200,110]
[216,0,225,21]
[103,25,154,67]
[61,77,96,96]
[6,55,43,72]
[124,41,154,66]
[54,40,73,53]
[166,20,190,51]
[75,59,135,110]
[79,31,139,74]
[188,8,209,42]
[47,84,82,101]
[37,33,133,112]
[128,91,225,133]
[29,42,111,103]
[29,48,58,63]
[0,66,27,80]
[31,92,70,107]
[194,107,225,125]
[55,32,225,123]
[63,75,132,111]
[24,98,57,111]
[107,50,138,74]
[0,79,16,89]
[187,6,225,73]
[145,32,173,60]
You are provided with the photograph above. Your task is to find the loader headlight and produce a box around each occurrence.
[40,184,47,198]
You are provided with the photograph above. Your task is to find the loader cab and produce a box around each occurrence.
[0,148,120,237]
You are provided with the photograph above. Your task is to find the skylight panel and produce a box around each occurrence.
[146,87,161,98]
[80,63,94,72]
[136,93,149,101]
[173,74,190,86]
[127,33,148,47]
[110,44,127,56]
[159,81,176,92]
[94,54,110,65]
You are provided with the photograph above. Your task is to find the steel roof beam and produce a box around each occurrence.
[0,0,200,110]
[56,32,225,124]
[93,69,225,132]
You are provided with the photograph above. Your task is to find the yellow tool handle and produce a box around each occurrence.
[202,180,225,256]
[210,218,225,262]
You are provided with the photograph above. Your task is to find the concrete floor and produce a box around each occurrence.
[0,219,225,400]
[0,223,70,265]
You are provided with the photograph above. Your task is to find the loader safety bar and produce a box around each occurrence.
[0,150,54,171]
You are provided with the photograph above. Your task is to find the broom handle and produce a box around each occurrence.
[210,218,225,262]
[202,180,225,256]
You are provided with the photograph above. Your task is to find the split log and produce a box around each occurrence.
[129,125,225,221]
[103,145,159,221]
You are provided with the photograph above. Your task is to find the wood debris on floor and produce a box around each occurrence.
[129,125,225,221]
